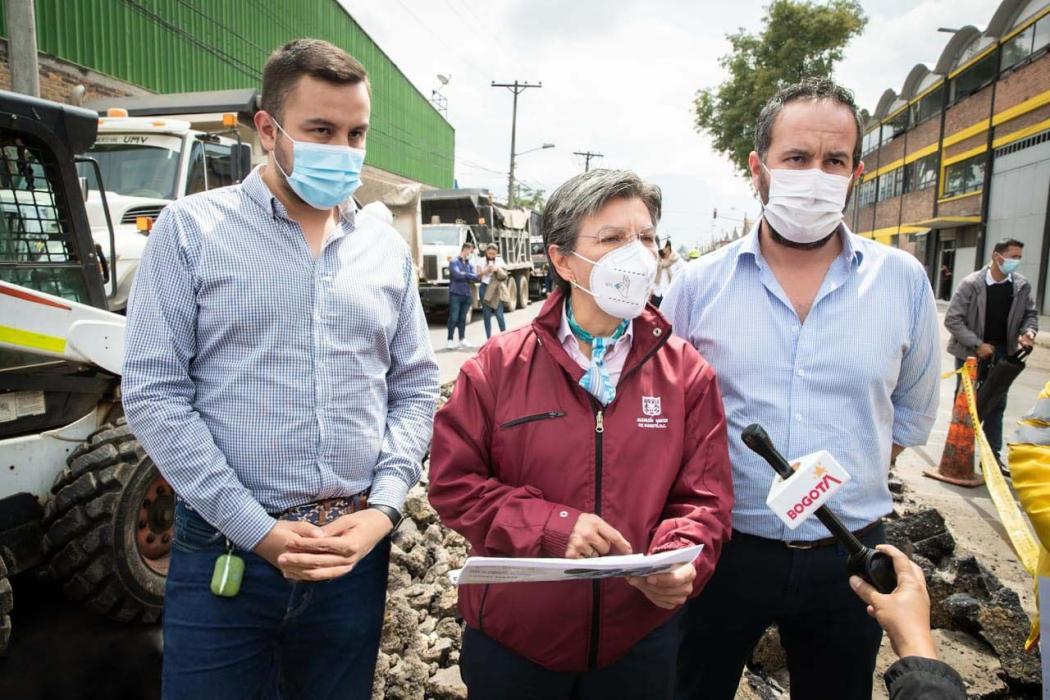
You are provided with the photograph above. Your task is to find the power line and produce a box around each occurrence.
[573,150,604,172]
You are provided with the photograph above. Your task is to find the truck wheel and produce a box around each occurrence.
[0,555,11,656]
[518,274,530,308]
[42,418,171,624]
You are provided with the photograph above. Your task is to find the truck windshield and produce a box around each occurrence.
[77,143,181,200]
[422,225,463,246]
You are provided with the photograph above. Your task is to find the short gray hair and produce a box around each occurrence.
[755,77,863,167]
[542,169,662,296]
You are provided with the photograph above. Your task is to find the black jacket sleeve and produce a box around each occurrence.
[884,657,966,699]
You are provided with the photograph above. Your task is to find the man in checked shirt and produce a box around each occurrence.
[123,39,439,699]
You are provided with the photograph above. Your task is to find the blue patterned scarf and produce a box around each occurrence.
[566,300,628,405]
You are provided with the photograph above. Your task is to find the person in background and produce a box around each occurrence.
[122,39,439,699]
[429,168,733,700]
[850,545,966,699]
[478,243,508,338]
[652,241,684,308]
[448,241,478,350]
[663,77,940,700]
[944,237,1038,473]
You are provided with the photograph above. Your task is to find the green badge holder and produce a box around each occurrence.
[210,539,244,598]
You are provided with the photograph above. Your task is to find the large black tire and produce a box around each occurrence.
[42,418,171,624]
[0,555,11,656]
[517,273,530,308]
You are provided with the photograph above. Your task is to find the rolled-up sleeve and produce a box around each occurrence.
[891,265,941,447]
[369,255,440,512]
[122,210,275,550]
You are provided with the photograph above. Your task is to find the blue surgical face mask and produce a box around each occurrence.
[271,118,365,210]
[999,257,1021,274]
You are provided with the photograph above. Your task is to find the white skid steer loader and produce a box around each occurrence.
[0,90,170,655]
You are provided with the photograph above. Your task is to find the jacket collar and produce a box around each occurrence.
[532,289,671,385]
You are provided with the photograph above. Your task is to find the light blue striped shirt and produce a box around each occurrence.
[661,225,940,541]
[123,167,440,550]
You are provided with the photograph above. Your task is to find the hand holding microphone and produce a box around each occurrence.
[741,424,897,594]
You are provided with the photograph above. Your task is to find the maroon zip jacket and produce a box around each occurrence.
[429,290,733,672]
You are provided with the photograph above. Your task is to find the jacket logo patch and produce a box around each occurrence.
[637,396,668,429]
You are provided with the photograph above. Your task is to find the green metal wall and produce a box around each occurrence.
[0,0,453,187]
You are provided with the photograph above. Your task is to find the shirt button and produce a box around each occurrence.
[796,369,805,377]
[795,413,803,421]
[560,511,569,518]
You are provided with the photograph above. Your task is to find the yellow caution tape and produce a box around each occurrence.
[949,365,1040,575]
[945,366,1041,647]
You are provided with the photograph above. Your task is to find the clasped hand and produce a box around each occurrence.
[254,509,393,581]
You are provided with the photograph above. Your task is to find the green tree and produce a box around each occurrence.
[694,0,867,177]
[517,183,546,212]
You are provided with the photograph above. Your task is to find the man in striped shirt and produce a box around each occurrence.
[123,39,439,699]
[664,78,940,699]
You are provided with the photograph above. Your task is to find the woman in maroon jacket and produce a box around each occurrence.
[429,169,733,700]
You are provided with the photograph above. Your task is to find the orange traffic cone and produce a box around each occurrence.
[925,356,983,487]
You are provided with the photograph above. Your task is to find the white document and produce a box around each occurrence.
[449,544,703,585]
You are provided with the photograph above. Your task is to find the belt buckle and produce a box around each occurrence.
[784,540,817,550]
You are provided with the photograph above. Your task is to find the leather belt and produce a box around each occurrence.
[783,520,882,550]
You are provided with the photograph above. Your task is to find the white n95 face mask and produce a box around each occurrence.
[762,165,851,244]
[572,240,658,319]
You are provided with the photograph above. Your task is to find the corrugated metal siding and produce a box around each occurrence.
[0,0,453,187]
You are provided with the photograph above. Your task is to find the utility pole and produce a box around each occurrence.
[492,80,541,206]
[573,150,604,172]
[5,0,39,97]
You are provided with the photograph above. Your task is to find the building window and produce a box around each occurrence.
[903,153,938,193]
[858,178,877,208]
[908,85,944,127]
[881,111,908,145]
[942,153,985,198]
[1002,15,1050,71]
[949,52,997,104]
[862,128,879,156]
[877,168,903,202]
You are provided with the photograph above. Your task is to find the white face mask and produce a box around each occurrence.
[571,240,658,319]
[761,164,851,245]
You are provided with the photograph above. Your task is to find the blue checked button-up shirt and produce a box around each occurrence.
[123,167,440,550]
[661,225,940,541]
[448,256,478,298]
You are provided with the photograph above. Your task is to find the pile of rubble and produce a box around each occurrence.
[745,480,1043,699]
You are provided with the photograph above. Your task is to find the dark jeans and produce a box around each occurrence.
[162,502,390,700]
[676,526,885,700]
[955,345,1008,456]
[447,292,471,341]
[479,283,506,338]
[462,612,682,700]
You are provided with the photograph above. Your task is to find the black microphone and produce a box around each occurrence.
[741,424,897,594]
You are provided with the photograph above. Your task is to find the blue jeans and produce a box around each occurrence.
[162,502,390,700]
[479,283,506,338]
[955,345,1008,456]
[447,292,471,341]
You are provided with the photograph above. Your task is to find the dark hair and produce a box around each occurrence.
[755,77,863,167]
[993,238,1024,254]
[261,39,369,121]
[461,241,475,251]
[542,169,662,296]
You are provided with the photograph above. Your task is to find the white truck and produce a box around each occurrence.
[418,189,538,316]
[80,91,257,311]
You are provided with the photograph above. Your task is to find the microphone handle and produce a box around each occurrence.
[812,506,865,556]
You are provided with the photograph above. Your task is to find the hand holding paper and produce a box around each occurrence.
[449,544,703,585]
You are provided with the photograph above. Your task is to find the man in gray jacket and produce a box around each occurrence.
[945,238,1038,470]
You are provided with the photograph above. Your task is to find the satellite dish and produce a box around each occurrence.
[437,74,450,86]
